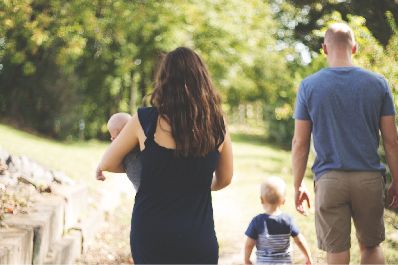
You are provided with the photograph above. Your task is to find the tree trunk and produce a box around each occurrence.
[129,70,136,113]
[139,69,147,106]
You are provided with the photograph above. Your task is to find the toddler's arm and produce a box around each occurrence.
[293,233,312,265]
[244,236,256,265]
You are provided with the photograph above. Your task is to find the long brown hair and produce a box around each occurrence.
[150,47,225,157]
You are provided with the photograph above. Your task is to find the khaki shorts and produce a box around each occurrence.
[315,171,385,253]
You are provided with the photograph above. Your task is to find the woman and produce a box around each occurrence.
[96,47,233,264]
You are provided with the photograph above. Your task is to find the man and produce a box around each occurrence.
[292,22,398,264]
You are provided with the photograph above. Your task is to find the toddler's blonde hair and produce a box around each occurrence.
[260,176,286,205]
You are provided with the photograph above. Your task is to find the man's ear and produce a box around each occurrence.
[322,43,328,55]
[352,43,357,55]
[260,197,264,204]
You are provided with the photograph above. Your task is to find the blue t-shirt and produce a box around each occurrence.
[245,213,299,264]
[294,67,396,180]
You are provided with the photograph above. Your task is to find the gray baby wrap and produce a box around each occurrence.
[122,147,142,190]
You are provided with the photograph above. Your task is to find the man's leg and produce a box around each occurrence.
[315,172,351,264]
[359,243,385,264]
[326,250,350,264]
[351,172,385,265]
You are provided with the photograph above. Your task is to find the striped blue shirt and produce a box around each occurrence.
[245,213,299,264]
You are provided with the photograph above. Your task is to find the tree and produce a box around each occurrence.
[0,0,86,136]
[0,0,183,139]
[271,0,398,51]
[1,0,295,142]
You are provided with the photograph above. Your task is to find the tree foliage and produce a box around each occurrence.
[0,1,397,146]
[0,0,188,138]
[1,0,294,141]
[272,0,398,51]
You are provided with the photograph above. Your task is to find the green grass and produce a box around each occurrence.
[214,128,398,264]
[1,123,397,264]
[0,123,107,189]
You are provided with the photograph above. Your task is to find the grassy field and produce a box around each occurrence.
[216,132,398,264]
[0,124,107,189]
[1,123,397,264]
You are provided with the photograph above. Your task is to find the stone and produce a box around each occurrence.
[50,183,88,229]
[32,194,65,244]
[70,209,103,252]
[44,237,77,265]
[0,227,34,265]
[0,149,10,163]
[0,160,7,175]
[43,248,62,265]
[44,237,79,265]
[64,229,83,257]
[52,171,75,186]
[4,155,55,191]
[30,205,58,245]
[58,237,78,265]
[15,156,53,191]
[0,247,10,264]
[0,170,17,186]
[3,211,52,265]
[5,155,18,171]
[0,232,24,264]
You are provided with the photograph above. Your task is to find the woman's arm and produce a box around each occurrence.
[211,130,233,191]
[244,236,256,265]
[97,114,141,179]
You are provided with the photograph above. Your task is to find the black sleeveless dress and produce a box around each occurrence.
[130,107,221,264]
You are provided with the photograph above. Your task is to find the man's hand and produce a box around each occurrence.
[292,119,312,215]
[96,166,106,181]
[380,116,398,208]
[387,180,398,208]
[295,184,311,215]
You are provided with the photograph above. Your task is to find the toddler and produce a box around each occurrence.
[107,112,141,190]
[244,176,312,264]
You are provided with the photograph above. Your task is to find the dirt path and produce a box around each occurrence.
[77,175,135,265]
[76,173,319,265]
[213,174,321,264]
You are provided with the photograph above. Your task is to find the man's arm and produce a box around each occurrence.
[244,236,256,265]
[380,115,398,208]
[292,120,312,215]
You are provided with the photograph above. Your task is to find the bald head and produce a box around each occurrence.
[107,112,131,140]
[324,23,356,50]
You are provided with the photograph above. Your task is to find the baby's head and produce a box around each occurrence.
[260,176,286,207]
[107,112,131,141]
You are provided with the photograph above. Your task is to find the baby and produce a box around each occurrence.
[107,112,142,190]
[244,176,312,265]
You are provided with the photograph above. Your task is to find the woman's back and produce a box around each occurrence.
[97,47,233,264]
[131,107,220,264]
